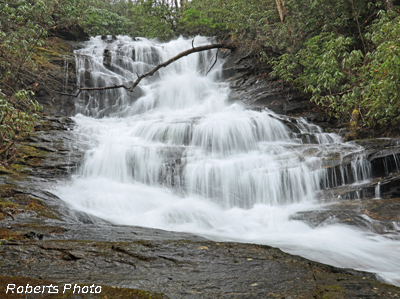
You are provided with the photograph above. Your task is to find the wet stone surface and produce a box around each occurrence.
[3,42,400,296]
[2,235,400,298]
[291,139,400,238]
[222,51,311,117]
[292,197,400,237]
[1,118,400,298]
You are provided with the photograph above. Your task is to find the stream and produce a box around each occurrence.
[54,35,400,286]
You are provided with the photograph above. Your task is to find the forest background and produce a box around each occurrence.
[1,0,400,160]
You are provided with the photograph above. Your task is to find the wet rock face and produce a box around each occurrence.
[221,50,314,116]
[292,198,400,236]
[22,116,83,179]
[1,233,400,298]
[33,38,146,118]
[292,138,400,235]
[0,117,399,297]
[33,41,80,117]
[48,25,89,42]
[359,138,400,178]
[220,50,343,136]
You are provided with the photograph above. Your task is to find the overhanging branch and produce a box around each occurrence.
[68,43,235,97]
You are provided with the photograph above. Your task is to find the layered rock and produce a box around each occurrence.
[1,38,400,298]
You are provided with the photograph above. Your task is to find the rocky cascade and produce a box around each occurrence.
[53,36,400,286]
[0,35,400,298]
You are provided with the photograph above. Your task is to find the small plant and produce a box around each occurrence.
[0,90,43,161]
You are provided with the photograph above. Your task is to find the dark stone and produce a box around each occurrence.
[356,138,400,177]
[103,49,111,67]
[48,25,89,42]
[292,197,400,236]
[101,35,117,41]
[1,234,400,298]
[33,44,79,116]
[24,231,44,240]
[221,50,310,115]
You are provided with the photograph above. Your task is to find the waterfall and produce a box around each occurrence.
[375,182,381,199]
[55,35,400,286]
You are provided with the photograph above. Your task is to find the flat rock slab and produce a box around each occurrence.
[1,117,400,298]
[1,236,400,298]
[292,197,400,236]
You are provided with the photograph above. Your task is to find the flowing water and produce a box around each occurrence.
[55,36,400,286]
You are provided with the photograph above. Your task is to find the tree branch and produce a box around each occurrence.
[206,49,219,76]
[69,43,235,97]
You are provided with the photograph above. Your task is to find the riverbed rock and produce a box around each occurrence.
[292,138,400,238]
[1,117,400,298]
[2,235,400,298]
[292,197,400,237]
[2,39,400,298]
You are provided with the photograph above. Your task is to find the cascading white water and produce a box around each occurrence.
[55,36,400,286]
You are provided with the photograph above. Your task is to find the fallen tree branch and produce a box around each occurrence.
[206,49,219,76]
[69,43,235,97]
[66,84,131,98]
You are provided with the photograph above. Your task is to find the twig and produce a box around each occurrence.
[206,49,219,76]
[67,43,235,97]
[351,0,366,54]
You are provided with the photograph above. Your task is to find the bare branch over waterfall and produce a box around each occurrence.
[68,43,235,97]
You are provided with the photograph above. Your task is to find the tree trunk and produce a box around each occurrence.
[384,0,394,11]
[180,0,188,10]
[275,0,287,23]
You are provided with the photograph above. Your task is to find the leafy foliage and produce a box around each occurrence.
[1,0,400,139]
[0,90,42,159]
[180,1,230,37]
[83,7,132,36]
[130,0,178,40]
[43,0,88,28]
[0,0,135,159]
[270,5,400,129]
[0,1,50,86]
[362,10,400,126]
[0,1,49,159]
[271,33,364,119]
[181,0,276,43]
[169,0,400,131]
